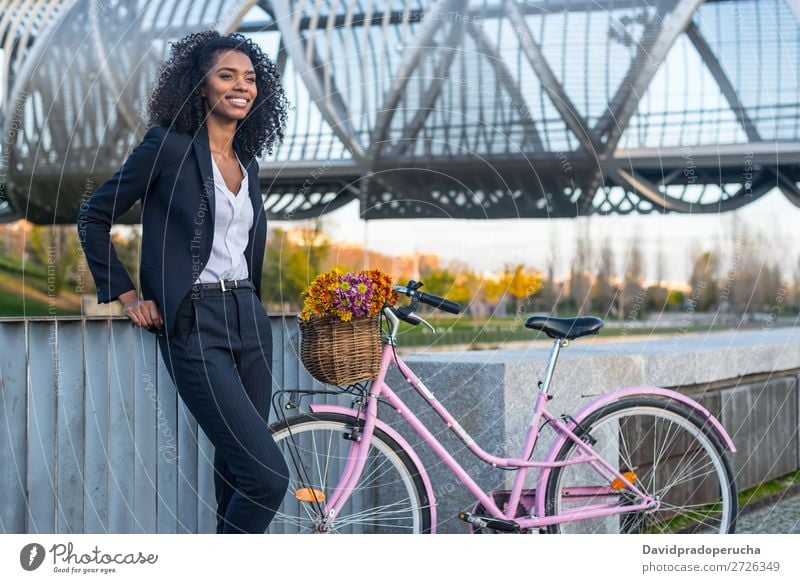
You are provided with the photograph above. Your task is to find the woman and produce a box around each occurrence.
[77,31,291,534]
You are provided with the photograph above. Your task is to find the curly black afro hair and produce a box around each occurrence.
[146,30,290,160]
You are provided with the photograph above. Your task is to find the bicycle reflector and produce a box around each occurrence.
[294,488,326,503]
[611,471,638,490]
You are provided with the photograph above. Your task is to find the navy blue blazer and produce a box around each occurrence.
[77,123,267,337]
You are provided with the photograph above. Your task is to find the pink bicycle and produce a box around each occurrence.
[268,281,738,534]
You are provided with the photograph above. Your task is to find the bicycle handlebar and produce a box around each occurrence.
[418,292,461,314]
[392,281,462,315]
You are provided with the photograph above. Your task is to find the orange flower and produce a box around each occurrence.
[299,267,396,322]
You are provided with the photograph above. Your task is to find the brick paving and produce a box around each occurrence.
[736,494,800,534]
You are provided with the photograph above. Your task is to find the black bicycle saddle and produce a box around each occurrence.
[524,316,604,340]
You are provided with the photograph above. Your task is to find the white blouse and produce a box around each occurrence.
[194,153,254,284]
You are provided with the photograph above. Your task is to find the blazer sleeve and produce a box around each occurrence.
[76,125,166,304]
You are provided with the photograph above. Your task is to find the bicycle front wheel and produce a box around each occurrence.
[268,412,432,533]
[544,398,737,534]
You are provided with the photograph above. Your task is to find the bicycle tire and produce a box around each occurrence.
[268,412,433,533]
[543,397,737,534]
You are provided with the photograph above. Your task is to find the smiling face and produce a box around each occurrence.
[200,49,257,122]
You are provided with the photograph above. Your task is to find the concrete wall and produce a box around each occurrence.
[1,317,798,533]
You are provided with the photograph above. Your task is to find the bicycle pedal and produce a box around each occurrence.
[458,512,521,533]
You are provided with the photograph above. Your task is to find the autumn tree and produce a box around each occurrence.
[502,263,544,316]
[419,266,456,296]
[449,269,481,307]
[263,223,329,311]
[27,224,81,296]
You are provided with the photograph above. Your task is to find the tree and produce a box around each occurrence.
[27,224,81,296]
[725,222,763,318]
[499,263,544,317]
[592,237,616,316]
[419,266,456,296]
[756,261,784,314]
[688,246,719,312]
[569,220,592,315]
[619,232,645,320]
[644,285,669,313]
[419,264,483,314]
[479,272,509,318]
[540,234,558,312]
[111,227,142,289]
[449,269,481,307]
[642,239,671,314]
[263,223,330,311]
[792,255,800,314]
[482,274,505,304]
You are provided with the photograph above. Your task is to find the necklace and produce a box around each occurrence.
[210,149,236,162]
[209,149,244,188]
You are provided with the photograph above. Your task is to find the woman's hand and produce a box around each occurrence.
[118,289,164,329]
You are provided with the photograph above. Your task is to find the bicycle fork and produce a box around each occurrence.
[314,388,383,532]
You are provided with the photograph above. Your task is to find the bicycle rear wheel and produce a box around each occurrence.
[544,398,737,534]
[268,412,432,533]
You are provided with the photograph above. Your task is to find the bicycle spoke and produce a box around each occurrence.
[329,521,415,531]
[356,454,403,489]
[334,511,416,527]
[272,511,315,529]
[546,400,734,534]
[311,430,325,490]
[322,429,334,492]
[333,504,418,528]
[269,415,429,533]
[616,426,643,479]
[657,458,717,496]
[648,503,723,533]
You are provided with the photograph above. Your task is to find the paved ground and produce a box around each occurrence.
[736,493,800,533]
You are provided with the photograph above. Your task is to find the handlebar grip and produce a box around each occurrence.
[419,292,461,314]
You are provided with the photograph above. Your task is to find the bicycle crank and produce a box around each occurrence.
[458,512,521,533]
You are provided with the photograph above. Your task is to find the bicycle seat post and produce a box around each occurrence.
[539,337,569,394]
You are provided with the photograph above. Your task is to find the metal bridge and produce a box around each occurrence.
[1,0,798,223]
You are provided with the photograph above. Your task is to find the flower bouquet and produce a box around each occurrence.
[298,268,398,386]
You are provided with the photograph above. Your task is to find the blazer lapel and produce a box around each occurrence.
[246,158,262,228]
[192,123,215,236]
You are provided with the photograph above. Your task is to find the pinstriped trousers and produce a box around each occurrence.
[157,282,289,534]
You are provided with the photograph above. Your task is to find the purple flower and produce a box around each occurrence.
[331,272,375,319]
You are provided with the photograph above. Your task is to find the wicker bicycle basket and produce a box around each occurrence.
[298,314,382,386]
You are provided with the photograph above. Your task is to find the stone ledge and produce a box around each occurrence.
[401,327,800,388]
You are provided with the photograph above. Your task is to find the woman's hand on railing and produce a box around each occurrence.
[119,289,164,330]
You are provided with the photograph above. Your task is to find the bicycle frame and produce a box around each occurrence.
[309,309,736,532]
